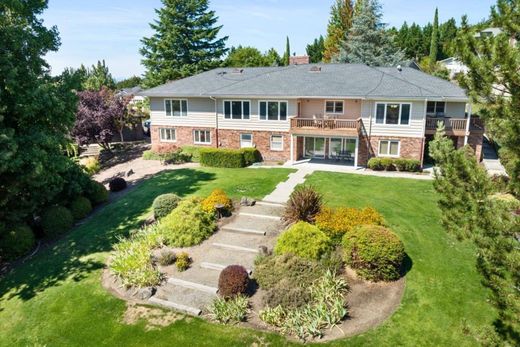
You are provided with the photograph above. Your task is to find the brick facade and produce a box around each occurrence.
[151,125,290,162]
[358,135,424,166]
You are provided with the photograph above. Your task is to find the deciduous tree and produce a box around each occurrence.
[323,0,353,62]
[140,0,228,88]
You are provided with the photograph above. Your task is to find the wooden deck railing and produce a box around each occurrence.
[290,117,361,132]
[426,117,484,132]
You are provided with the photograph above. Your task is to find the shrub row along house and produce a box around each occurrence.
[141,63,484,167]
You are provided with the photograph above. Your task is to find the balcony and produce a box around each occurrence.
[290,117,361,136]
[425,117,484,136]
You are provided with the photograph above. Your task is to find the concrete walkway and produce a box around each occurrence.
[263,168,316,203]
[149,201,285,315]
[482,138,507,176]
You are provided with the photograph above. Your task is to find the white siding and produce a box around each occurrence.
[361,100,426,138]
[216,98,295,132]
[445,102,466,117]
[150,97,215,127]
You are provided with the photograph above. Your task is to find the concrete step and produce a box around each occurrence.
[239,203,284,217]
[201,247,258,270]
[224,215,282,235]
[200,262,252,275]
[221,226,266,236]
[149,296,202,316]
[151,282,217,315]
[170,265,220,289]
[256,201,286,208]
[212,229,272,250]
[238,212,281,221]
[213,242,260,254]
[167,277,218,294]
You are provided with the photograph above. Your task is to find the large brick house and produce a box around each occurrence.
[140,63,484,167]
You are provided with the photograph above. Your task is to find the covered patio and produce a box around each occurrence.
[290,135,360,168]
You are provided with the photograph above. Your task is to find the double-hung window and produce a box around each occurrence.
[165,99,188,117]
[240,133,253,148]
[270,135,284,151]
[375,103,411,125]
[325,101,344,114]
[259,101,287,121]
[193,130,211,144]
[159,128,176,142]
[379,140,400,157]
[426,101,445,116]
[224,100,250,120]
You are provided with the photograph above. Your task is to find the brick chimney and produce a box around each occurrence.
[289,55,310,65]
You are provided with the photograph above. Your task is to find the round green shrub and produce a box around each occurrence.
[0,224,35,260]
[109,177,127,192]
[152,193,181,220]
[41,206,74,238]
[218,265,249,298]
[342,225,405,281]
[69,196,92,220]
[274,221,331,261]
[85,181,108,205]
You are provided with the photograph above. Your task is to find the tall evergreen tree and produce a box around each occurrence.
[335,0,404,66]
[323,0,354,62]
[140,0,228,88]
[429,8,440,69]
[0,0,80,224]
[283,36,291,65]
[306,36,325,63]
[353,0,366,16]
[455,1,520,196]
[83,60,116,91]
[439,18,458,59]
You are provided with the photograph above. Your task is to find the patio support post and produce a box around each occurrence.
[354,137,359,169]
[464,103,472,146]
[290,134,294,163]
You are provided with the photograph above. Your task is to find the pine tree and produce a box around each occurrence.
[323,0,354,62]
[335,0,404,66]
[439,18,458,59]
[455,1,520,195]
[429,8,439,70]
[306,36,325,63]
[140,0,228,88]
[83,60,116,91]
[283,36,291,65]
[353,0,366,16]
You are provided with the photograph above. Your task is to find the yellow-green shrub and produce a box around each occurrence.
[157,197,216,247]
[202,189,233,214]
[80,156,101,175]
[274,222,331,261]
[315,206,384,243]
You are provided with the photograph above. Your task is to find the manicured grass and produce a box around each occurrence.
[305,172,496,346]
[0,169,496,346]
[0,168,294,347]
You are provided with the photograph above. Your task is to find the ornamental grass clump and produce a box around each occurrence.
[274,222,331,261]
[157,197,216,247]
[208,295,249,324]
[315,206,384,243]
[282,185,323,226]
[175,252,191,271]
[342,225,405,281]
[201,189,233,215]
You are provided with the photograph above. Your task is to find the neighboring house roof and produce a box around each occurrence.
[400,60,421,71]
[118,86,143,96]
[140,63,468,101]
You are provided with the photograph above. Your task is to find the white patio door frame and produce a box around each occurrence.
[328,136,359,168]
[303,136,326,159]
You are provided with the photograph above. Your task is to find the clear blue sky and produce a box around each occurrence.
[42,0,496,79]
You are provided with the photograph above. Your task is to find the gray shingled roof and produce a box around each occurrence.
[140,63,468,101]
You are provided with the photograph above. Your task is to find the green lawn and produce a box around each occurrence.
[0,169,495,346]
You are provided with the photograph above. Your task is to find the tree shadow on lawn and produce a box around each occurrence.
[0,169,215,306]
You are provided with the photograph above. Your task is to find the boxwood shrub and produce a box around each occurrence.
[109,177,127,192]
[69,196,92,220]
[342,225,405,281]
[199,148,261,168]
[85,180,109,205]
[367,158,421,172]
[156,197,216,247]
[274,221,331,261]
[41,206,74,238]
[0,224,35,260]
[152,193,181,220]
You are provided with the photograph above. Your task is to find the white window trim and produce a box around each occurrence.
[426,101,446,116]
[378,139,401,157]
[240,133,254,148]
[324,100,344,114]
[164,99,188,117]
[193,129,211,145]
[159,128,176,142]
[223,100,251,120]
[270,135,284,151]
[374,102,412,126]
[258,100,289,121]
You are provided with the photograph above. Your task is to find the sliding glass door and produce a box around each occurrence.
[329,137,356,157]
[304,137,325,158]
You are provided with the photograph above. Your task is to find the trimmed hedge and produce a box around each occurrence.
[143,149,192,164]
[180,146,202,162]
[152,193,181,220]
[85,181,108,205]
[69,196,92,220]
[41,206,74,238]
[368,158,421,172]
[274,221,331,261]
[0,224,35,260]
[342,225,405,281]
[199,148,261,168]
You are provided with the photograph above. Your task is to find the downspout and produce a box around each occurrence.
[420,98,428,168]
[367,100,373,161]
[464,102,472,146]
[210,96,219,148]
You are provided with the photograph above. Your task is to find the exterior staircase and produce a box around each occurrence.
[148,201,285,315]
